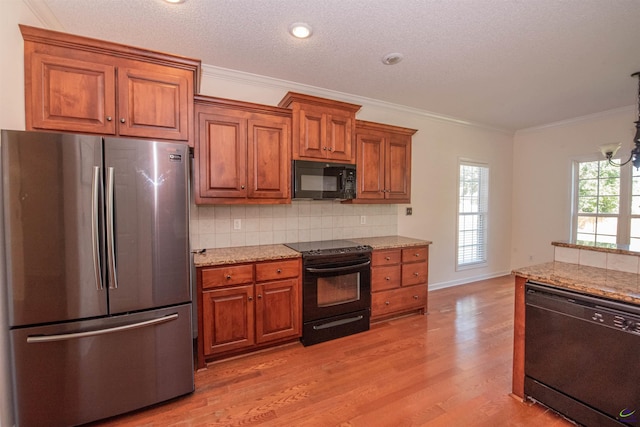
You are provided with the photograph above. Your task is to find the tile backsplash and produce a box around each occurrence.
[554,246,640,274]
[189,200,398,250]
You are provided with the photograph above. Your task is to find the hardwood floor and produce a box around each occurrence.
[91,275,574,427]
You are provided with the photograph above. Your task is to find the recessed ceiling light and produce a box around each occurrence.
[164,0,185,3]
[289,23,312,39]
[382,52,404,65]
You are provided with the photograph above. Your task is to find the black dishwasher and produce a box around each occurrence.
[525,281,640,427]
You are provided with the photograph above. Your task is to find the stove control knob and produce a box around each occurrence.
[624,320,636,331]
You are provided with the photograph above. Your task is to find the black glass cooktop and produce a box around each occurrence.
[284,239,372,256]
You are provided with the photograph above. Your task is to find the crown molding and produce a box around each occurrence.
[202,64,512,135]
[22,0,65,31]
[516,105,636,134]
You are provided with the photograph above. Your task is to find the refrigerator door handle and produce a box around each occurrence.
[106,166,118,289]
[91,166,103,290]
[25,314,179,343]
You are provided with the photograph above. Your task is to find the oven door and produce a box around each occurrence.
[303,254,371,322]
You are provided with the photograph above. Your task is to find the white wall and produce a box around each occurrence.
[511,107,636,269]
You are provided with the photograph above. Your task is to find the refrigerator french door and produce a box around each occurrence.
[1,130,194,427]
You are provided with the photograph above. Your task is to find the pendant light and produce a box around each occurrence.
[601,72,640,168]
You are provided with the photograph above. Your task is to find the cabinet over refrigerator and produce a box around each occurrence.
[0,130,194,426]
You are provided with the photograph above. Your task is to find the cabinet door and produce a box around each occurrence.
[117,64,190,140]
[255,279,300,344]
[385,134,411,202]
[296,108,325,159]
[27,53,116,134]
[356,131,386,200]
[202,285,255,356]
[326,113,353,162]
[247,115,290,200]
[195,108,247,199]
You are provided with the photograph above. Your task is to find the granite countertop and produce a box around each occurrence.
[513,261,640,305]
[194,244,300,267]
[193,236,431,267]
[351,236,431,250]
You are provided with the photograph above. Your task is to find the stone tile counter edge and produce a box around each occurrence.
[352,235,432,250]
[194,244,301,267]
[513,261,640,306]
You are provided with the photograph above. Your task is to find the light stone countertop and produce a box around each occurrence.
[193,235,431,267]
[512,261,640,306]
[194,244,301,267]
[351,236,432,250]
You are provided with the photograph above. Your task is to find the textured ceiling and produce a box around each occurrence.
[29,0,640,131]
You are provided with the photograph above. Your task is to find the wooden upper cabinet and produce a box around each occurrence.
[194,96,291,204]
[353,120,417,204]
[20,25,200,143]
[278,92,361,163]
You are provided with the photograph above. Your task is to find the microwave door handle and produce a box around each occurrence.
[306,260,371,273]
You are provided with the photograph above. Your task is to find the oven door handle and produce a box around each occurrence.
[305,260,371,273]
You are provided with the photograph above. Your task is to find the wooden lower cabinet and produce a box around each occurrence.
[370,245,429,320]
[197,258,301,368]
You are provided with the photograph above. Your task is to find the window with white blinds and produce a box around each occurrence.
[457,161,489,269]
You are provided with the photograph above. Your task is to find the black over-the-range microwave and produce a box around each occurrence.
[292,160,356,200]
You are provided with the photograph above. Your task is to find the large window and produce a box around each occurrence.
[457,161,489,269]
[572,158,640,250]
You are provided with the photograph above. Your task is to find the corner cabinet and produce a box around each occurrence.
[370,246,428,321]
[197,258,301,368]
[353,120,417,203]
[20,25,200,143]
[278,92,361,163]
[194,96,291,204]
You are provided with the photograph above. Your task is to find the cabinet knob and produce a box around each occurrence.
[106,116,112,122]
[385,276,391,281]
[385,256,391,261]
[257,294,262,299]
[120,118,125,123]
[248,296,253,301]
[328,147,333,151]
[241,185,245,189]
[414,253,420,257]
[385,301,390,305]
[413,295,419,300]
[226,274,231,280]
[277,269,282,273]
[414,272,419,277]
[323,147,327,151]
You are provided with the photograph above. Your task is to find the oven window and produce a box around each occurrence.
[317,272,360,307]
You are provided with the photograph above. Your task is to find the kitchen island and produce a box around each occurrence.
[511,242,640,426]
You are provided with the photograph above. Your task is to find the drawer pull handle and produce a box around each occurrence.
[414,253,420,257]
[385,256,391,261]
[226,275,232,280]
[385,301,390,305]
[385,276,391,281]
[277,269,282,273]
[414,272,419,276]
[413,295,419,300]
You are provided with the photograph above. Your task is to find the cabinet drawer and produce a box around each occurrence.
[371,265,401,291]
[371,284,428,318]
[201,264,254,289]
[402,261,428,286]
[255,259,300,282]
[372,249,401,266]
[401,246,428,263]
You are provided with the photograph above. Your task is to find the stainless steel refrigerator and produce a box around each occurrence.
[0,130,194,426]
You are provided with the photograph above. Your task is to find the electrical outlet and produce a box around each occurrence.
[233,219,241,230]
[360,215,366,225]
[406,207,413,215]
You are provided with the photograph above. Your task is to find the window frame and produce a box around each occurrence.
[456,159,489,271]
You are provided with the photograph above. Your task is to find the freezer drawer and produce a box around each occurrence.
[9,304,194,427]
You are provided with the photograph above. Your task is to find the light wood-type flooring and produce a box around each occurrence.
[91,275,574,427]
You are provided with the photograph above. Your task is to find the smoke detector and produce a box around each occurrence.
[382,52,404,65]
